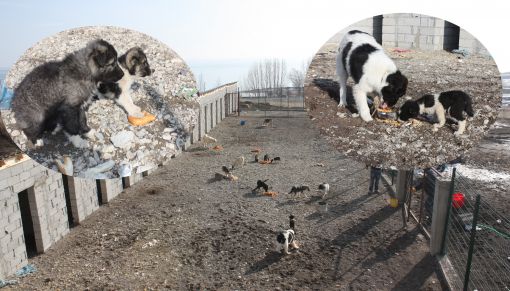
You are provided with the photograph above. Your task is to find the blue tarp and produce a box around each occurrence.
[0,83,14,110]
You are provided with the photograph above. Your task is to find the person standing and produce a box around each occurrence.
[368,162,383,194]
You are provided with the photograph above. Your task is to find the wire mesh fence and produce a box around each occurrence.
[443,168,510,291]
[239,87,305,117]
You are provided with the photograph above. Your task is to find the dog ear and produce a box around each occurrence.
[91,48,108,67]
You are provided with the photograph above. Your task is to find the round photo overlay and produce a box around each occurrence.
[0,26,198,178]
[304,13,502,170]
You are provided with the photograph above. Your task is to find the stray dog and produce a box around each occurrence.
[276,229,298,255]
[271,157,281,163]
[398,90,474,135]
[336,30,408,121]
[12,39,124,145]
[231,156,245,170]
[318,183,330,199]
[253,179,269,192]
[289,186,310,198]
[262,118,273,127]
[222,165,231,175]
[97,47,152,118]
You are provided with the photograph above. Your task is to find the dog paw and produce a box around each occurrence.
[360,115,373,122]
[67,135,90,148]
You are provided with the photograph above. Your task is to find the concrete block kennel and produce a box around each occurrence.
[0,82,238,278]
[327,13,488,55]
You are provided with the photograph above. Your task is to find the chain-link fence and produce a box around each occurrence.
[239,87,305,117]
[442,168,510,291]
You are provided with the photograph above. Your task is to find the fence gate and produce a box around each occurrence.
[239,87,305,118]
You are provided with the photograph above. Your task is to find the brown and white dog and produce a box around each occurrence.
[97,47,153,118]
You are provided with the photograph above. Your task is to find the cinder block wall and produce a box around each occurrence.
[97,178,123,204]
[0,82,238,278]
[382,13,446,50]
[0,157,69,278]
[197,82,238,140]
[66,176,99,225]
[326,14,487,56]
[459,28,489,55]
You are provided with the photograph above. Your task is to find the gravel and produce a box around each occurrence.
[305,43,502,170]
[5,113,445,290]
[0,26,198,178]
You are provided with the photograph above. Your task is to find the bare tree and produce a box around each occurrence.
[197,73,206,92]
[288,58,312,88]
[243,58,288,93]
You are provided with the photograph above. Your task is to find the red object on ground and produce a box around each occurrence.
[452,192,465,209]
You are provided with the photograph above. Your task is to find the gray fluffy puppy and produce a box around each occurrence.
[11,39,124,145]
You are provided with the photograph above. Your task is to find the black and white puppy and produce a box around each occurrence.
[97,47,152,118]
[336,30,408,122]
[276,229,298,255]
[318,183,330,199]
[398,90,474,136]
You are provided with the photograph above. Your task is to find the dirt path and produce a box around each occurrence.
[8,113,446,290]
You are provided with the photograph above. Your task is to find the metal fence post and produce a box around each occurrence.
[237,88,240,117]
[463,194,481,291]
[440,167,456,256]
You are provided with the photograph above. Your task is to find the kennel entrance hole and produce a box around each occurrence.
[96,180,104,205]
[17,189,37,258]
[61,175,76,228]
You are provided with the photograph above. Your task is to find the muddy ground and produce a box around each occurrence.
[6,113,446,290]
[305,42,502,170]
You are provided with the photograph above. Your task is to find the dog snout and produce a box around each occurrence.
[107,66,124,82]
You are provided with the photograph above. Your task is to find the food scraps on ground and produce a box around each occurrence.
[263,191,278,198]
[251,148,261,153]
[376,118,401,127]
[212,145,223,151]
[127,111,156,126]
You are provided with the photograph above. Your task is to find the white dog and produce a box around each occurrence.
[336,30,408,122]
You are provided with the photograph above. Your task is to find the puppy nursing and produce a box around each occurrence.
[399,90,474,135]
[336,30,408,122]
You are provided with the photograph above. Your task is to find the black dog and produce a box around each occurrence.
[289,186,310,197]
[253,179,269,192]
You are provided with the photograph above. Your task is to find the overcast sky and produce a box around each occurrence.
[0,0,508,88]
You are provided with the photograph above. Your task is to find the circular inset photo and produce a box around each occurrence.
[305,13,502,169]
[0,26,198,178]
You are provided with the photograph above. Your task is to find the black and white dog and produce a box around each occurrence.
[318,183,330,199]
[398,90,474,135]
[97,47,153,118]
[276,229,298,255]
[336,30,408,122]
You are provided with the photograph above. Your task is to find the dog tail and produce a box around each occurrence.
[465,96,474,117]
